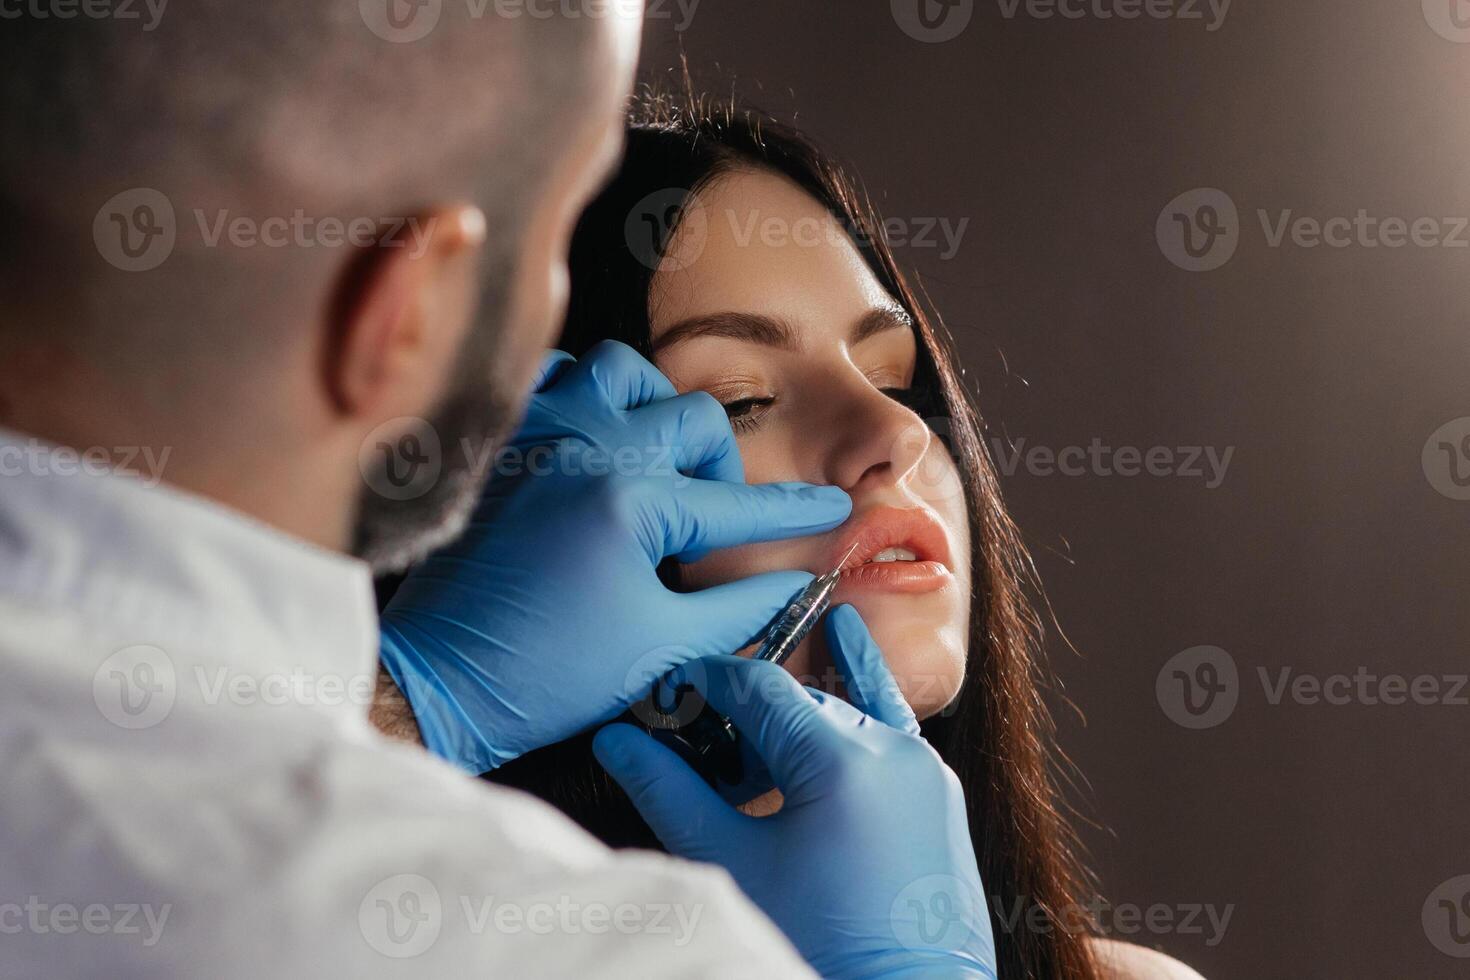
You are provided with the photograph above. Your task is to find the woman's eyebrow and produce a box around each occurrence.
[652,311,799,352]
[850,305,915,345]
[652,305,914,353]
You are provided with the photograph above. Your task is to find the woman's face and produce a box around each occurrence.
[649,167,971,718]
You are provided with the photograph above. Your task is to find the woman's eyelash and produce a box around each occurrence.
[721,396,776,433]
[720,388,926,434]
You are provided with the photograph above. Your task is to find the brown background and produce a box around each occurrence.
[640,2,1470,976]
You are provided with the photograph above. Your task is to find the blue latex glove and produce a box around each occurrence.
[593,605,997,980]
[379,341,852,774]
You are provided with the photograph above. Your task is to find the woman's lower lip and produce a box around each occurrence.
[836,560,951,594]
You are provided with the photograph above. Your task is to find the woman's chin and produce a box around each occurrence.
[777,597,968,721]
[883,625,967,720]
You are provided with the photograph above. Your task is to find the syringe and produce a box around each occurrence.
[750,541,859,666]
[631,543,857,800]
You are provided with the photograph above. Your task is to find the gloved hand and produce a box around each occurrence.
[379,341,852,774]
[593,605,997,980]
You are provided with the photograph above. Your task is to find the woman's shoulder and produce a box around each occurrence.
[1088,938,1208,980]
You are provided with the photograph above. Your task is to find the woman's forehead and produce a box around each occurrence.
[648,167,895,346]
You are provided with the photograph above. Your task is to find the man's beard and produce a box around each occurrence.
[350,279,525,574]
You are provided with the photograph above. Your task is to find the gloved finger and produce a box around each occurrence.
[649,479,851,564]
[801,684,872,728]
[630,390,743,485]
[823,604,921,735]
[532,349,577,393]
[674,655,829,789]
[565,339,678,409]
[683,570,816,657]
[592,723,740,856]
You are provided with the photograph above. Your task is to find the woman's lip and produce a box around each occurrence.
[827,505,953,573]
[836,559,952,595]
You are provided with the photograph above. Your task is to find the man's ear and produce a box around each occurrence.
[323,205,486,419]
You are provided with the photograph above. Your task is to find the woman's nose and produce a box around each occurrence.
[825,379,933,494]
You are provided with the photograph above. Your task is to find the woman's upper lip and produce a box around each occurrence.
[827,505,952,572]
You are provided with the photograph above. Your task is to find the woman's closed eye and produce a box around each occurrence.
[715,386,927,434]
[721,395,776,433]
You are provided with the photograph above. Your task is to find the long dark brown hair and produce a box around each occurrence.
[486,89,1102,979]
